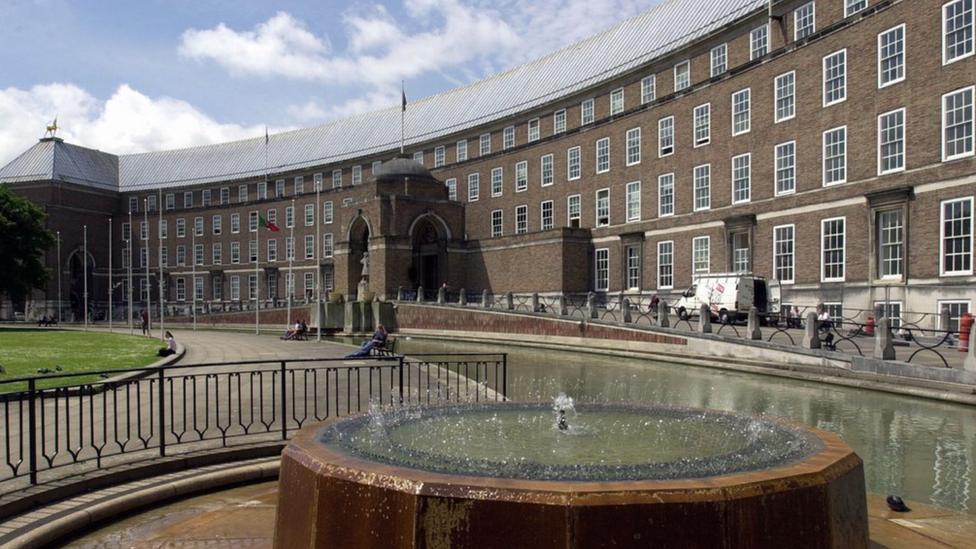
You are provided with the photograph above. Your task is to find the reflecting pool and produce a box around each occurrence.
[397,337,975,513]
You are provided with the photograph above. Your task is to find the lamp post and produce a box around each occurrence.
[57,231,62,330]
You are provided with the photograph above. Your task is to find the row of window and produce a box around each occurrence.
[132,270,336,303]
[591,196,973,292]
[122,233,336,269]
[469,85,973,227]
[128,167,374,214]
[122,202,340,241]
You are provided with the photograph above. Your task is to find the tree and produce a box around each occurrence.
[0,184,57,302]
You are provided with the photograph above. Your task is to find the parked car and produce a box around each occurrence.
[672,273,780,324]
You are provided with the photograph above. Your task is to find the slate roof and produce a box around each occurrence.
[0,138,119,191]
[1,0,766,192]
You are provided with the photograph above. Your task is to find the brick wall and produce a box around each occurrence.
[395,303,687,346]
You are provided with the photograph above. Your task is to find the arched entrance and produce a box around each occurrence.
[347,217,371,287]
[67,249,95,321]
[411,216,447,289]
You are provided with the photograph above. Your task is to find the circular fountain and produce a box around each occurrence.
[274,402,868,549]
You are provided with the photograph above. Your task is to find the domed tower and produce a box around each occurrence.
[334,154,464,302]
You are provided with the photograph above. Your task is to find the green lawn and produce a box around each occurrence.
[0,328,162,392]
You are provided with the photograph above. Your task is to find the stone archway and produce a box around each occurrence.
[66,248,95,321]
[410,216,448,290]
[347,216,371,290]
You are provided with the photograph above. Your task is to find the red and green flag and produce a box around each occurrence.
[259,215,279,232]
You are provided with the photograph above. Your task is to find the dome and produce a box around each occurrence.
[370,155,439,184]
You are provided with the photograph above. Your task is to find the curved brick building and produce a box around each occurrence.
[1,0,974,329]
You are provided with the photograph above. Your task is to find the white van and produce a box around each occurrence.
[672,273,779,324]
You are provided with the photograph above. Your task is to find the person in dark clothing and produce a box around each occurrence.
[346,325,387,358]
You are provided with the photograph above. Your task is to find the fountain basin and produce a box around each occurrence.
[274,403,868,549]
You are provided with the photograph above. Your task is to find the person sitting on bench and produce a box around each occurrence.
[283,320,302,340]
[346,325,387,358]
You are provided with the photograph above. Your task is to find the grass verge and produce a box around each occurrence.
[0,328,162,392]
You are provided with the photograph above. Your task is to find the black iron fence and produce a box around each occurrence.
[0,353,507,496]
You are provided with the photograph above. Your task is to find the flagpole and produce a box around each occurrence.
[158,188,165,340]
[83,225,89,332]
[144,199,151,337]
[260,127,269,335]
[128,211,133,335]
[192,230,197,331]
[316,179,322,342]
[400,80,406,154]
[57,231,62,331]
[287,198,294,331]
[108,218,113,333]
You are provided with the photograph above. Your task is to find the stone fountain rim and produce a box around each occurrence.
[285,402,862,505]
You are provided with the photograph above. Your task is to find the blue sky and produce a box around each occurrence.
[0,0,659,166]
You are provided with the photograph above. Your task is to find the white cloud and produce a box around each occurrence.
[0,83,284,167]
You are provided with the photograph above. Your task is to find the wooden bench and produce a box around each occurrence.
[372,336,397,357]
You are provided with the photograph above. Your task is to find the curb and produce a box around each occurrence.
[0,452,281,549]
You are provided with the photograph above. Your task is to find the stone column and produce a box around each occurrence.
[659,299,670,328]
[437,287,445,304]
[699,303,712,334]
[557,294,568,316]
[506,292,514,310]
[416,286,424,302]
[459,289,467,306]
[396,286,404,301]
[587,292,598,319]
[747,308,762,340]
[622,298,633,323]
[802,312,821,349]
[874,317,896,360]
[532,293,540,313]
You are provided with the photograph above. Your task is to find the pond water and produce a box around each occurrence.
[395,336,975,513]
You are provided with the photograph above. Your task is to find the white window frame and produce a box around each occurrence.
[568,146,582,180]
[775,71,796,123]
[503,126,515,149]
[446,178,457,201]
[692,236,710,275]
[821,217,847,282]
[581,98,595,125]
[658,241,674,289]
[352,165,362,185]
[626,181,641,223]
[595,248,610,291]
[658,173,674,217]
[596,138,610,173]
[413,151,424,165]
[711,44,728,77]
[732,88,751,136]
[610,88,625,115]
[878,25,906,88]
[626,127,641,166]
[528,118,540,142]
[434,146,445,168]
[554,110,567,133]
[773,224,796,284]
[944,0,975,65]
[751,25,768,59]
[823,126,848,186]
[878,108,906,175]
[775,141,797,196]
[457,140,468,162]
[694,103,711,147]
[846,0,867,17]
[942,86,975,161]
[515,161,528,193]
[674,61,690,92]
[596,188,610,227]
[938,299,972,332]
[541,154,554,186]
[795,2,816,41]
[693,164,711,211]
[323,201,333,224]
[823,50,848,107]
[323,233,334,258]
[658,116,674,157]
[515,204,528,234]
[732,153,751,204]
[332,169,342,188]
[468,173,480,202]
[479,133,491,156]
[491,167,504,197]
[941,197,974,276]
[641,75,656,104]
[491,209,503,238]
[877,209,905,280]
[541,200,554,231]
[568,194,581,227]
[626,245,641,290]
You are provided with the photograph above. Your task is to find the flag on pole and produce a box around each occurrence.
[259,215,279,232]
[401,87,407,112]
[265,126,269,144]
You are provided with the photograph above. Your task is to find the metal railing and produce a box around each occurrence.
[0,353,507,496]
